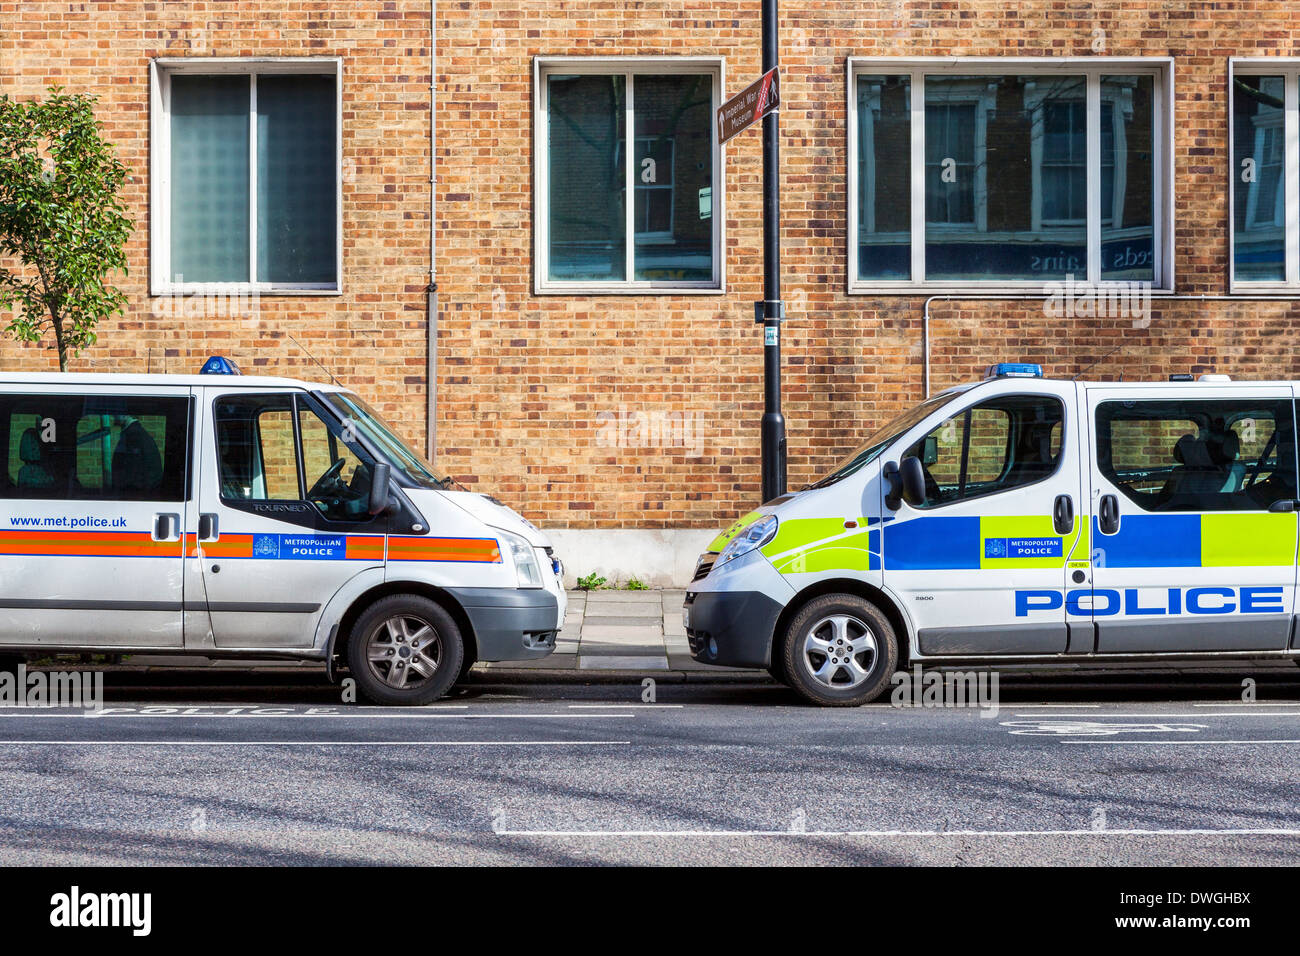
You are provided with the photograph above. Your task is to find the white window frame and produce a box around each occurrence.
[149,57,344,296]
[846,57,1174,294]
[1228,59,1300,291]
[533,56,724,295]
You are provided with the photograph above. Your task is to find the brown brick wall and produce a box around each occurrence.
[4,2,1300,531]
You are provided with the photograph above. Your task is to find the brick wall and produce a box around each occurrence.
[4,2,1300,532]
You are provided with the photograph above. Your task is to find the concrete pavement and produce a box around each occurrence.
[488,587,700,672]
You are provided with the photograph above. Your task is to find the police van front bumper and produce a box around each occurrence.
[447,587,559,661]
[683,549,795,669]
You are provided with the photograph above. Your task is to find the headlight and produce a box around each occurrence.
[499,530,544,588]
[715,515,778,568]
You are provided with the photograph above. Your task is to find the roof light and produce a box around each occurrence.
[200,356,242,375]
[1198,373,1231,383]
[1169,373,1194,382]
[984,362,1043,379]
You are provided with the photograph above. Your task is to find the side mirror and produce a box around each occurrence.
[1268,498,1296,513]
[368,462,392,516]
[921,435,939,466]
[899,456,927,508]
[883,460,902,510]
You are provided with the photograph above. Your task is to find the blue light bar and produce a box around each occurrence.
[985,362,1043,379]
[199,355,242,375]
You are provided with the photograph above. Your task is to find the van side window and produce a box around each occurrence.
[215,395,300,500]
[904,395,1064,508]
[0,394,189,502]
[215,393,375,522]
[1096,398,1297,512]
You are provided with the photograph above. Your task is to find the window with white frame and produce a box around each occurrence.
[1230,64,1299,288]
[535,59,722,292]
[151,60,341,294]
[848,59,1170,291]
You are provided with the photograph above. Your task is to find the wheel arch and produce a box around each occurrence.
[775,578,913,666]
[329,581,478,679]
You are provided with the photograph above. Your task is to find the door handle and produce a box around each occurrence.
[198,513,219,541]
[1053,494,1074,535]
[1098,494,1120,535]
[152,513,180,542]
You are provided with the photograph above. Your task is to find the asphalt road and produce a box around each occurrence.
[0,669,1297,865]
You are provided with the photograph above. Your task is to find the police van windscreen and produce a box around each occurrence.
[808,391,957,489]
[319,393,444,489]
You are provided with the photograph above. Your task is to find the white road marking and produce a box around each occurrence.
[568,703,684,709]
[1063,738,1300,746]
[0,739,632,747]
[1003,720,1205,736]
[0,711,637,720]
[1193,701,1300,707]
[1011,703,1101,708]
[494,827,1300,837]
[1012,712,1300,718]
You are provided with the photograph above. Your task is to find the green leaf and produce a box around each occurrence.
[0,87,133,370]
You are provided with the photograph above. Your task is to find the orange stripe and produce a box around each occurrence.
[387,546,499,559]
[195,536,254,558]
[0,530,155,544]
[393,552,501,563]
[388,547,500,559]
[0,530,171,557]
[2,530,496,562]
[345,536,386,560]
[388,537,499,551]
[388,536,501,563]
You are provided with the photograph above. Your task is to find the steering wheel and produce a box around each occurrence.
[307,458,348,499]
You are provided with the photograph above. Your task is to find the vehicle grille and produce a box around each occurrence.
[692,553,717,581]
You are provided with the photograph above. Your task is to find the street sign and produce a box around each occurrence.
[717,67,780,144]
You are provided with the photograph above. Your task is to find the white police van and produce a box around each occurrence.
[0,358,565,704]
[686,364,1300,705]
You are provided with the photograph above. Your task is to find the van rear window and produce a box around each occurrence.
[0,394,191,502]
[1096,398,1297,512]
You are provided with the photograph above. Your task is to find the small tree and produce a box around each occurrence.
[0,87,132,371]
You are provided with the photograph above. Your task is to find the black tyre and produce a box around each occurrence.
[780,593,898,707]
[458,651,478,683]
[346,595,464,705]
[766,649,788,686]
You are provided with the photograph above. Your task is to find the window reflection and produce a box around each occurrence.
[632,75,713,282]
[856,75,912,280]
[545,71,714,284]
[924,74,1087,282]
[547,74,627,281]
[855,71,1158,284]
[1100,75,1155,282]
[1233,75,1286,282]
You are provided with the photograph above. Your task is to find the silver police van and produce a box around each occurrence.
[0,359,565,704]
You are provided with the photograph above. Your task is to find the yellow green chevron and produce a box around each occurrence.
[763,518,878,574]
[707,510,763,553]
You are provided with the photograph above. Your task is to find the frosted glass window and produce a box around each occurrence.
[162,69,338,288]
[169,76,250,283]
